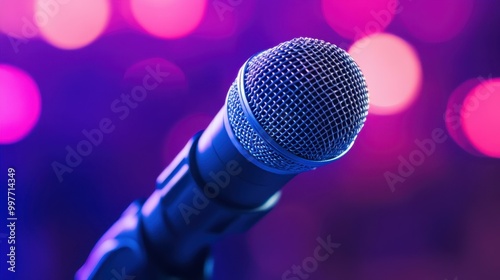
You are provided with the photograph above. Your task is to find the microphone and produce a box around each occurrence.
[77,37,369,280]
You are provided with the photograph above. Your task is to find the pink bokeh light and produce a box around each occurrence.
[322,0,400,40]
[0,0,38,39]
[0,64,41,144]
[35,0,110,49]
[162,113,213,163]
[130,0,206,39]
[461,79,500,158]
[445,78,483,157]
[398,0,473,43]
[349,33,422,115]
[123,57,188,98]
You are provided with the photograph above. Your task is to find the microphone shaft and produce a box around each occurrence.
[77,108,294,279]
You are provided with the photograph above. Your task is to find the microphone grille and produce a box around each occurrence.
[226,37,369,173]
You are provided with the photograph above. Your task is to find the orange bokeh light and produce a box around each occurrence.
[130,0,206,39]
[35,0,110,49]
[349,33,422,115]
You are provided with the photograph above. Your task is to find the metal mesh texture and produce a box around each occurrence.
[226,37,369,173]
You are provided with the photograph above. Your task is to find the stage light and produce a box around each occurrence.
[130,0,206,39]
[35,0,110,49]
[322,0,398,40]
[0,65,41,144]
[349,33,422,115]
[462,79,500,158]
[399,0,473,42]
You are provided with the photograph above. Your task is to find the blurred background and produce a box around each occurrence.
[1,0,499,279]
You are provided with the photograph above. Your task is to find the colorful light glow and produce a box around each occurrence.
[349,33,422,115]
[445,78,483,156]
[35,0,110,49]
[0,65,41,144]
[0,0,37,38]
[130,0,206,39]
[162,113,213,162]
[322,0,399,40]
[399,0,473,43]
[356,117,412,157]
[123,57,188,97]
[461,79,500,158]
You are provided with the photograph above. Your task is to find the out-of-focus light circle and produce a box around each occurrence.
[399,0,473,43]
[445,78,483,156]
[356,117,411,157]
[322,0,399,40]
[349,33,422,115]
[461,79,500,158]
[123,58,188,97]
[0,65,41,144]
[130,0,206,39]
[35,0,110,49]
[0,0,38,38]
[162,113,212,162]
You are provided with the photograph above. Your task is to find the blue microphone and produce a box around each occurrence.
[77,37,369,280]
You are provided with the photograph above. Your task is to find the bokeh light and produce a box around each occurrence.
[123,57,188,97]
[259,0,327,42]
[461,79,500,158]
[0,64,41,144]
[349,33,422,115]
[355,117,413,158]
[35,0,110,49]
[399,0,473,43]
[445,78,483,156]
[322,0,399,40]
[162,113,213,162]
[130,0,206,39]
[0,0,37,38]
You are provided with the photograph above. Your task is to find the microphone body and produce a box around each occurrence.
[77,107,295,280]
[77,37,369,279]
[145,107,296,275]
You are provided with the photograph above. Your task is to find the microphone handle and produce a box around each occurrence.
[77,109,294,279]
